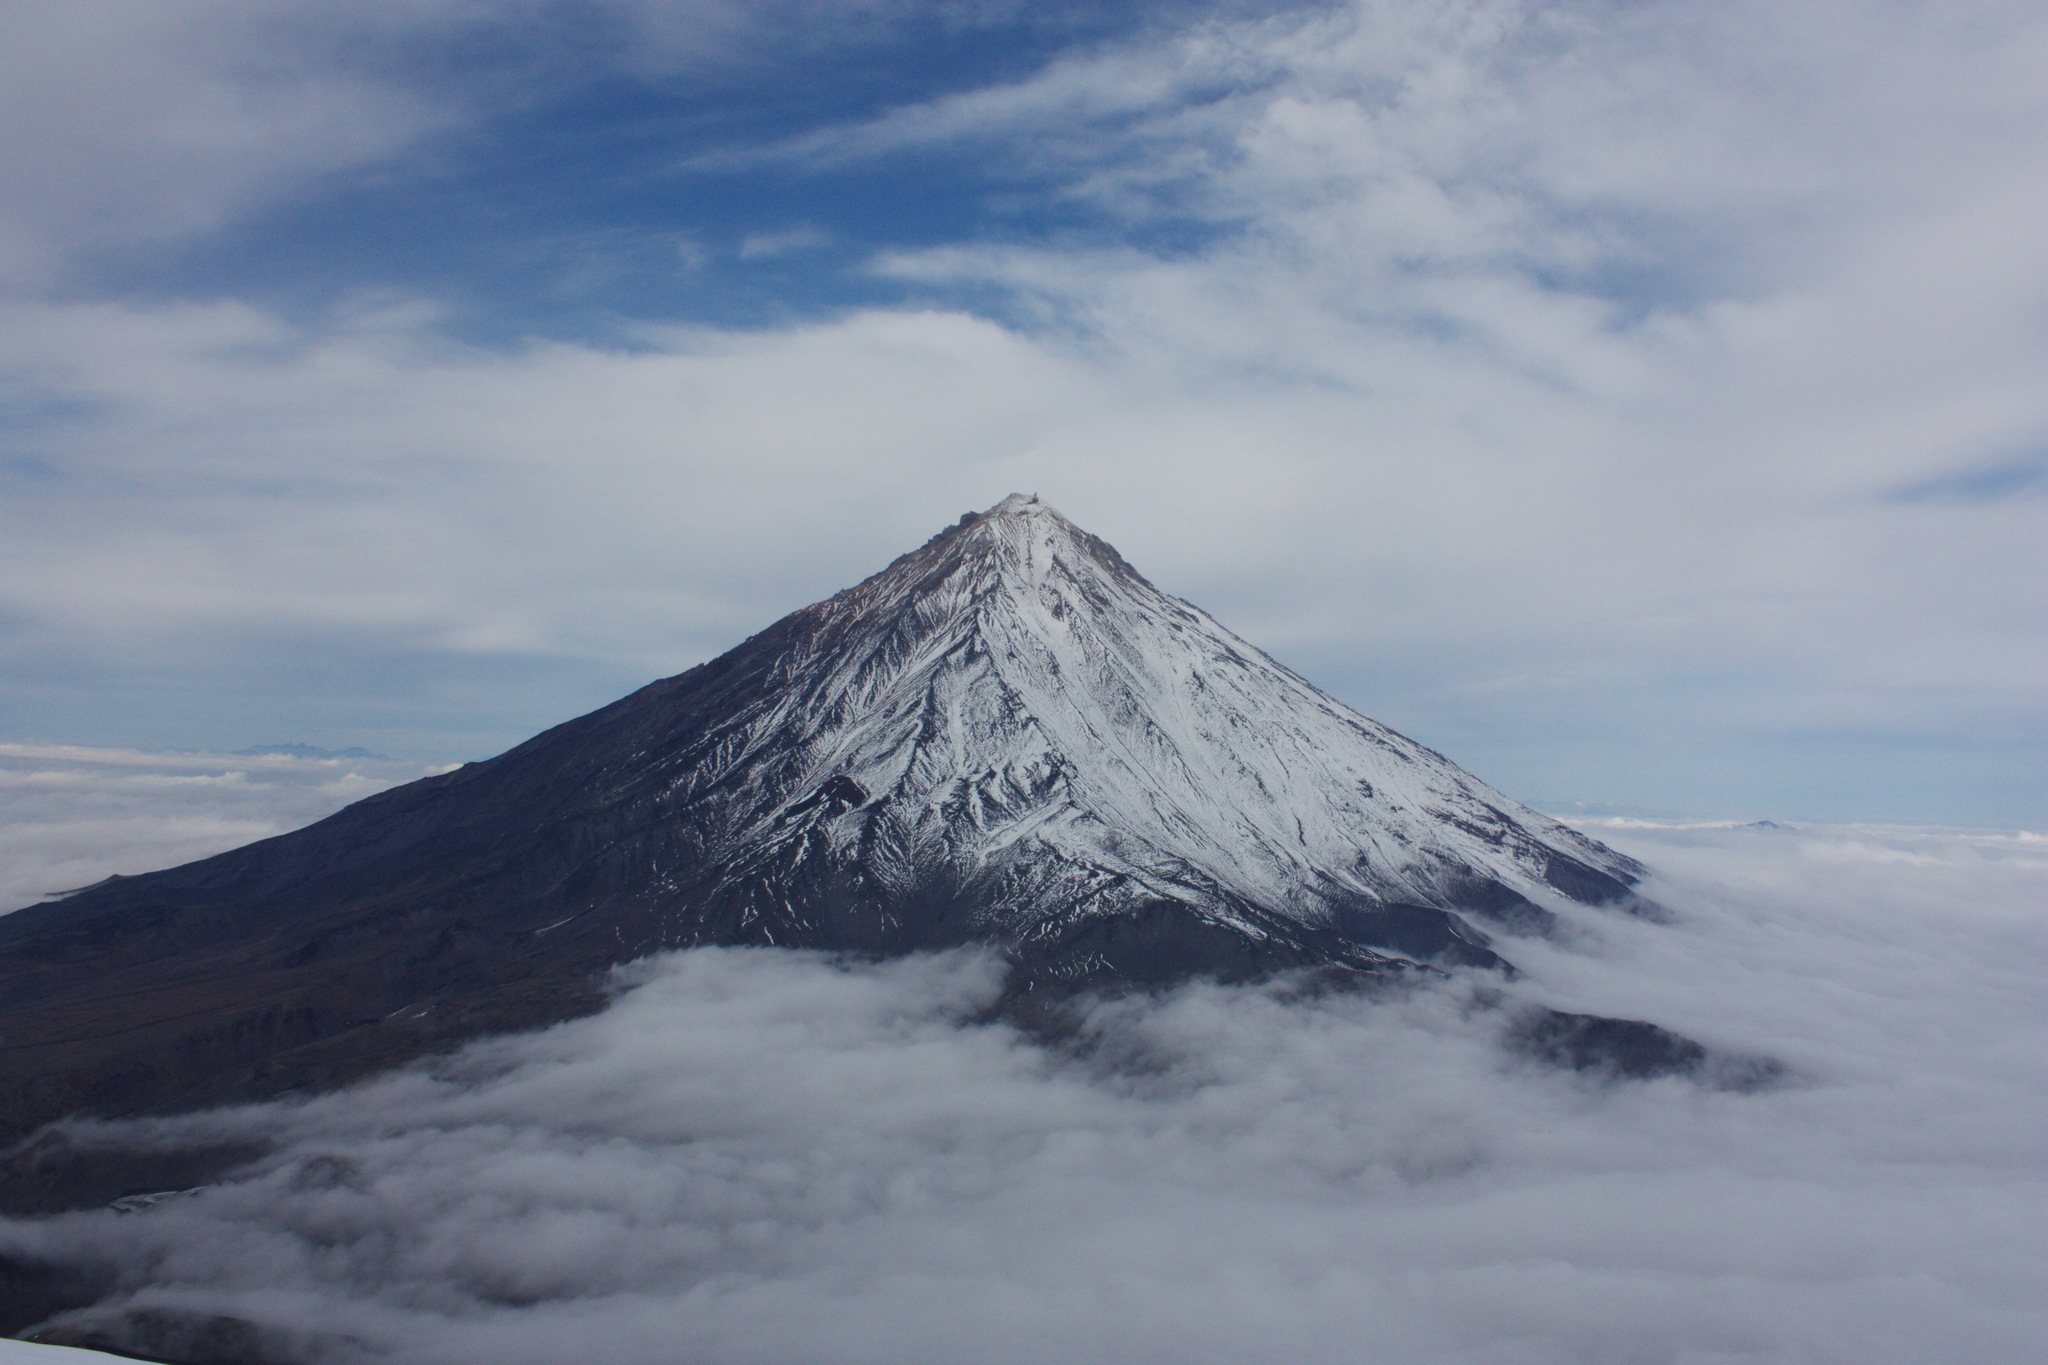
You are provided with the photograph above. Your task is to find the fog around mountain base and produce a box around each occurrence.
[1,751,2043,1364]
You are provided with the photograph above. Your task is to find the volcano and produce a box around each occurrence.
[0,495,1650,1146]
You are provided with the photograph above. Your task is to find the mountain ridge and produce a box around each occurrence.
[0,495,1650,1146]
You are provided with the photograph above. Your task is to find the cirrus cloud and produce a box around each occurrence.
[0,0,2041,824]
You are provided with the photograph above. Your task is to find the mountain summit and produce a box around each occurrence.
[690,492,1642,967]
[0,496,1646,1141]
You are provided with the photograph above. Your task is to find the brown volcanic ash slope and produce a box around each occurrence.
[0,496,1650,1144]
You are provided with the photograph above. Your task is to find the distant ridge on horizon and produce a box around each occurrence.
[232,744,388,760]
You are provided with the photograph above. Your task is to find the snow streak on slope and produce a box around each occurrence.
[687,495,1639,949]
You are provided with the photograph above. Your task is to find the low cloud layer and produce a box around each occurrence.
[2,757,2041,1363]
[0,745,435,911]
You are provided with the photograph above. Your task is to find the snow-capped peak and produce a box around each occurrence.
[0,495,1659,1146]
[697,495,1641,953]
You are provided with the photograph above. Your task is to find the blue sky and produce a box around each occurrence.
[1,0,2042,826]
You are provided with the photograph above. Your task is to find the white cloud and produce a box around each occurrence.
[0,0,979,287]
[0,745,431,910]
[737,227,835,260]
[0,3,468,286]
[0,298,1093,662]
[1,785,2042,1363]
[1,0,2041,821]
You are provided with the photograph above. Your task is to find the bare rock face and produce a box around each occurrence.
[0,496,1649,1144]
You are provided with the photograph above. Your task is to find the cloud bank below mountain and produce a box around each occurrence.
[2,754,2041,1363]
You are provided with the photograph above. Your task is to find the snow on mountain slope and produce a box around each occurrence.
[680,494,1642,952]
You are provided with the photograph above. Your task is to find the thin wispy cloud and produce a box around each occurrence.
[0,0,2040,824]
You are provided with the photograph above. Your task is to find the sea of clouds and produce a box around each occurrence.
[0,745,440,911]
[2,749,2044,1363]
